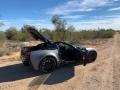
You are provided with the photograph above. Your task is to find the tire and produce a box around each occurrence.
[39,56,56,73]
[87,50,97,63]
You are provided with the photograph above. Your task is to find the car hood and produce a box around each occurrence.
[27,27,52,44]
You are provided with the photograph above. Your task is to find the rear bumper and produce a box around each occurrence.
[21,55,30,64]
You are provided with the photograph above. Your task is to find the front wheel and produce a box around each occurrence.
[39,57,56,73]
[87,50,97,63]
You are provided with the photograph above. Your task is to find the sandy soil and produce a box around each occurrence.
[39,33,120,90]
[0,33,120,90]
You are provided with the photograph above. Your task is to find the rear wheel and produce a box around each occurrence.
[39,57,56,73]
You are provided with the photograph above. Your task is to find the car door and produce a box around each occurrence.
[61,43,76,61]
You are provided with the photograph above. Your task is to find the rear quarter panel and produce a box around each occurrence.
[30,49,59,70]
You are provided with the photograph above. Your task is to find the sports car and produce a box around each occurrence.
[21,27,97,73]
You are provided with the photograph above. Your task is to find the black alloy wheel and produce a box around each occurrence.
[39,57,56,73]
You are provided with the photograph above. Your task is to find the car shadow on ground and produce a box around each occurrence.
[0,60,93,85]
[44,64,75,85]
[0,63,40,83]
[0,62,77,84]
[44,60,94,85]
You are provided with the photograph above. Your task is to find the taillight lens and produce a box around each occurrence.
[21,47,30,56]
[25,52,30,56]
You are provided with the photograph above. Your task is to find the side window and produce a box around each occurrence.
[46,44,57,50]
[64,43,74,51]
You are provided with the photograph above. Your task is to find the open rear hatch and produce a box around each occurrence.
[27,27,52,44]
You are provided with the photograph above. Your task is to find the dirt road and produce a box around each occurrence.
[38,33,120,90]
[0,33,120,90]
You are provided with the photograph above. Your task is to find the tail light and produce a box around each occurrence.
[21,47,30,56]
[23,51,30,56]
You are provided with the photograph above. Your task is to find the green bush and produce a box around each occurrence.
[39,29,115,42]
[0,31,6,46]
[97,29,115,38]
[2,25,115,42]
[5,27,18,40]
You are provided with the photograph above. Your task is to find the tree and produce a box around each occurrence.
[52,15,66,31]
[67,25,75,41]
[5,27,18,40]
[67,25,75,32]
[52,15,67,41]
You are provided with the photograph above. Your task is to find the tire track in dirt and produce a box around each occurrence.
[74,33,118,90]
[89,33,119,90]
[113,33,120,90]
[28,73,51,90]
[100,33,117,90]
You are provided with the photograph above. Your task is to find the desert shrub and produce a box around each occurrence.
[38,29,115,43]
[0,41,22,57]
[0,47,17,57]
[0,31,6,46]
[0,48,10,56]
[74,29,115,40]
[3,22,115,43]
[15,25,36,41]
[5,27,18,40]
[96,29,115,38]
[16,32,30,41]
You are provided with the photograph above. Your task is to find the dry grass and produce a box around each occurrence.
[0,40,40,57]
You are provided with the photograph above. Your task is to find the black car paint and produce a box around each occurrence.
[54,42,87,62]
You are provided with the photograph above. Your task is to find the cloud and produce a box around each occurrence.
[0,21,13,31]
[48,0,114,15]
[113,0,119,1]
[69,16,120,30]
[108,7,120,11]
[92,14,120,20]
[1,16,120,31]
[0,19,53,31]
[80,0,109,8]
[61,15,84,19]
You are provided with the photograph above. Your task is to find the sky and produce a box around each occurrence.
[0,0,120,31]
